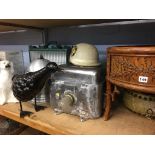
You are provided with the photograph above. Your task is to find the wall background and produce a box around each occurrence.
[48,22,155,45]
[0,21,155,71]
[0,30,43,45]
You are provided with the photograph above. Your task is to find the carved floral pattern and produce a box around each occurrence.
[110,55,155,85]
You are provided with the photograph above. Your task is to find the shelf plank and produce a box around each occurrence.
[0,102,155,135]
[0,103,71,134]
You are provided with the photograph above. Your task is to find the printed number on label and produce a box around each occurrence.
[138,76,148,83]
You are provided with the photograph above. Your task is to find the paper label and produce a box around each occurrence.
[138,76,148,83]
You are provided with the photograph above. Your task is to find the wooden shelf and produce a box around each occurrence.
[0,102,155,135]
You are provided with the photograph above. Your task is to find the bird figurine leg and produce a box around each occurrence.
[19,101,33,118]
[34,97,47,112]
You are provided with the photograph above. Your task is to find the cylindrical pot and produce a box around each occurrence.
[123,90,155,118]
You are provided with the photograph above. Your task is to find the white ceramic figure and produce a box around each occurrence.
[0,60,18,105]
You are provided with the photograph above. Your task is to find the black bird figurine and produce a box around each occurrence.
[12,62,62,118]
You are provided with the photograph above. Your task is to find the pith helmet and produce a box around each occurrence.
[69,43,100,66]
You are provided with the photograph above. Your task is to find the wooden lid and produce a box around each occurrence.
[108,46,155,54]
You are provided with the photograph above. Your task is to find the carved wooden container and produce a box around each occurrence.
[104,46,155,120]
